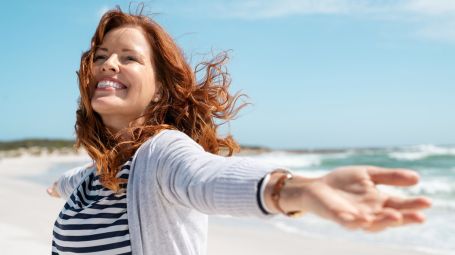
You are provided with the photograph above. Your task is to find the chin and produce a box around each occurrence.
[92,101,122,115]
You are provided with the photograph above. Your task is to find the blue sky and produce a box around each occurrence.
[1,0,454,149]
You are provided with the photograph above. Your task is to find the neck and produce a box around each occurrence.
[100,114,145,135]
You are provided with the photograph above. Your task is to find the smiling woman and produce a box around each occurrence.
[48,5,431,255]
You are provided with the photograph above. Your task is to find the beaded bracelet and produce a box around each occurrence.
[270,171,304,218]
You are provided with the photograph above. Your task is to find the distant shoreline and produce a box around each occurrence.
[0,139,76,151]
[0,139,355,158]
[2,138,452,158]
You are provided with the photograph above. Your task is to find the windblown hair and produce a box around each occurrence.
[75,7,247,192]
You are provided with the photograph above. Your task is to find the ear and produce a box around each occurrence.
[153,94,161,102]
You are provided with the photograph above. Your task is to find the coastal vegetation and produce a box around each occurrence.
[0,139,75,151]
[0,139,78,158]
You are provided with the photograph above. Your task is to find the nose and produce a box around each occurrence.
[101,54,120,73]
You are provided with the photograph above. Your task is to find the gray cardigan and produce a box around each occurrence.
[56,130,280,255]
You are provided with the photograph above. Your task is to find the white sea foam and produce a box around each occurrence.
[388,144,455,161]
[269,208,455,255]
[322,151,355,159]
[294,169,330,177]
[378,177,454,203]
[251,151,321,168]
[430,199,455,211]
[408,178,454,196]
[377,185,408,197]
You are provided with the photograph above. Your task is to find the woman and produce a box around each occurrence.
[48,7,431,255]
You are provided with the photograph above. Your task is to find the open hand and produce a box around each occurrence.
[300,166,431,232]
[46,181,61,198]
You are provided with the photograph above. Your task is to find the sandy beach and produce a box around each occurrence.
[0,153,439,255]
[207,217,437,255]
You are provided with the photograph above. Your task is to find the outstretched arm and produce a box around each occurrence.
[264,166,431,232]
[46,162,94,199]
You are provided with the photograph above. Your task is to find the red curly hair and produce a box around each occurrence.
[75,7,247,192]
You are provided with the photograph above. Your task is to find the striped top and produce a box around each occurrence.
[52,159,133,254]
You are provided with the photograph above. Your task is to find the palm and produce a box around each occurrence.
[324,168,384,213]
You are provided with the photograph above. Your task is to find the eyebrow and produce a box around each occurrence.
[96,47,142,54]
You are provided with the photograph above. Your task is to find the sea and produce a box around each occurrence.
[245,144,455,255]
[34,143,455,255]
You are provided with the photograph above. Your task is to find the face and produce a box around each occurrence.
[91,26,160,130]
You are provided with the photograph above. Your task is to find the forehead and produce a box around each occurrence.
[99,26,151,56]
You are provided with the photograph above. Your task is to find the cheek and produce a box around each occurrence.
[139,80,157,105]
[133,67,157,98]
[91,64,101,79]
[89,67,101,94]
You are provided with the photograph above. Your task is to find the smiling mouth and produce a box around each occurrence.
[96,80,127,90]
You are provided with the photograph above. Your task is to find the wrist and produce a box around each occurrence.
[264,170,317,216]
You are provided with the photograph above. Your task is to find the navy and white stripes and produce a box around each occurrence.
[52,159,133,254]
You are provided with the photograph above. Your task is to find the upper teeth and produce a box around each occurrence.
[97,80,125,89]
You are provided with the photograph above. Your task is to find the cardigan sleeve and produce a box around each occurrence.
[55,163,94,200]
[140,130,287,217]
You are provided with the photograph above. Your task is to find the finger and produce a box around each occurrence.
[333,211,373,230]
[401,211,426,225]
[364,210,427,232]
[384,196,432,210]
[46,185,60,198]
[46,187,53,196]
[367,167,420,186]
[363,209,403,232]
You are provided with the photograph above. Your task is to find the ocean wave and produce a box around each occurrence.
[251,151,322,168]
[408,179,454,196]
[430,199,455,212]
[322,151,356,159]
[271,213,455,255]
[378,177,454,198]
[388,144,455,161]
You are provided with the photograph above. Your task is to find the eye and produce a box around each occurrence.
[93,55,107,62]
[125,55,138,62]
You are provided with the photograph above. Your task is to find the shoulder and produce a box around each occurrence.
[141,129,203,152]
[132,129,204,161]
[62,162,95,179]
